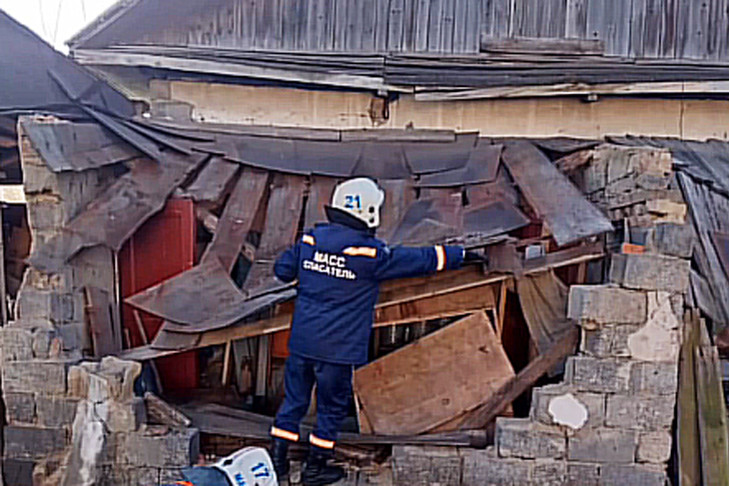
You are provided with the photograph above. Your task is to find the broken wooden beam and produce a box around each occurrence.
[458,326,579,430]
[195,206,256,262]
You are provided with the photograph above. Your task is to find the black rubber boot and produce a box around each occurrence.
[270,438,290,479]
[302,447,345,486]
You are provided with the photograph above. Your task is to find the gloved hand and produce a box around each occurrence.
[463,250,488,265]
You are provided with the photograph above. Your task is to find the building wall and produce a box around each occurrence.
[164,80,729,141]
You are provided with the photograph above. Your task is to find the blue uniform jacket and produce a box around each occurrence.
[274,222,464,365]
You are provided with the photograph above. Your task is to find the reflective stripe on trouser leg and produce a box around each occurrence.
[271,426,300,442]
[273,354,316,440]
[309,434,335,450]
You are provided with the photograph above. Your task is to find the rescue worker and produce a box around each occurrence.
[269,177,465,486]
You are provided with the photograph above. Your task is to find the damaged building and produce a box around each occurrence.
[1,0,729,485]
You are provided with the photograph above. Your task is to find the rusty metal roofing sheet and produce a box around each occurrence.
[28,152,208,273]
[417,143,502,187]
[21,119,139,172]
[501,141,613,247]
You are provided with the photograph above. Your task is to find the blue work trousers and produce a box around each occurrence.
[273,353,353,447]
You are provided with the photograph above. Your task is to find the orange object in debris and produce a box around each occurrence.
[119,198,199,391]
[271,330,291,359]
[621,243,646,254]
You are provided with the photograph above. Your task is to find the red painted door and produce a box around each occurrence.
[119,198,199,390]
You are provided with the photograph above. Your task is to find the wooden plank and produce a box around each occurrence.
[84,286,120,357]
[540,0,567,38]
[696,318,729,486]
[184,157,239,204]
[255,335,270,399]
[202,167,269,273]
[195,207,256,262]
[630,0,648,58]
[496,280,508,338]
[427,0,443,52]
[439,0,456,53]
[0,208,6,327]
[641,0,663,58]
[458,326,579,429]
[462,0,481,53]
[401,0,416,51]
[501,141,613,247]
[374,0,390,51]
[355,312,515,434]
[303,176,338,229]
[388,0,406,51]
[480,36,605,55]
[374,283,496,326]
[359,0,378,51]
[413,0,430,51]
[565,0,588,38]
[678,311,701,486]
[243,173,307,293]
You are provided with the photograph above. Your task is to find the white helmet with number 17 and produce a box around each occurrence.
[330,177,386,229]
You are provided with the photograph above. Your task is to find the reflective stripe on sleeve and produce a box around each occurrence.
[309,434,335,449]
[342,246,378,258]
[302,235,316,246]
[435,245,446,271]
[271,426,300,442]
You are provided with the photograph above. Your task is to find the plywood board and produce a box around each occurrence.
[354,311,515,435]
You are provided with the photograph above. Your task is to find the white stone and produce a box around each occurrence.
[548,393,589,430]
[628,293,681,362]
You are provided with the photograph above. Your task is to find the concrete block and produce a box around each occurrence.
[16,288,75,324]
[461,450,532,486]
[2,360,70,394]
[580,324,642,358]
[496,418,566,459]
[121,428,199,468]
[653,223,694,258]
[600,464,667,486]
[392,446,462,486]
[531,384,605,429]
[568,286,647,326]
[627,292,681,363]
[566,462,600,486]
[568,428,637,463]
[637,431,672,464]
[610,253,690,293]
[3,458,36,486]
[96,397,147,432]
[532,459,567,486]
[630,362,679,395]
[5,393,36,424]
[605,394,675,430]
[4,426,67,459]
[0,327,34,362]
[69,357,142,402]
[36,395,79,428]
[98,466,161,486]
[565,357,632,393]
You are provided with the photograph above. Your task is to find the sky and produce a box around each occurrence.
[0,0,118,52]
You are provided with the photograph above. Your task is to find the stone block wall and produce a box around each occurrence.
[2,118,199,485]
[393,253,689,485]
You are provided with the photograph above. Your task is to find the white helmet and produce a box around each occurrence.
[213,447,278,486]
[331,177,385,229]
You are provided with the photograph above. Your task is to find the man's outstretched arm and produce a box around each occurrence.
[374,244,464,281]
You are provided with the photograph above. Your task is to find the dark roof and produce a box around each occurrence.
[0,10,134,118]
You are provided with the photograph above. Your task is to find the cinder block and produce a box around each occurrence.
[16,288,75,324]
[568,428,638,463]
[2,360,70,394]
[653,223,694,258]
[532,459,567,486]
[496,418,566,459]
[461,450,532,486]
[605,394,675,430]
[580,324,642,358]
[120,428,199,468]
[36,395,79,428]
[600,463,667,486]
[5,393,36,424]
[4,426,67,459]
[610,254,690,293]
[630,362,678,396]
[637,431,672,464]
[565,357,632,393]
[566,462,600,486]
[96,397,147,432]
[68,357,142,402]
[568,286,647,326]
[392,446,462,486]
[530,384,605,429]
[0,327,34,362]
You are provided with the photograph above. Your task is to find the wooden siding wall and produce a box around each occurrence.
[138,0,482,53]
[131,0,729,60]
[483,0,729,60]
